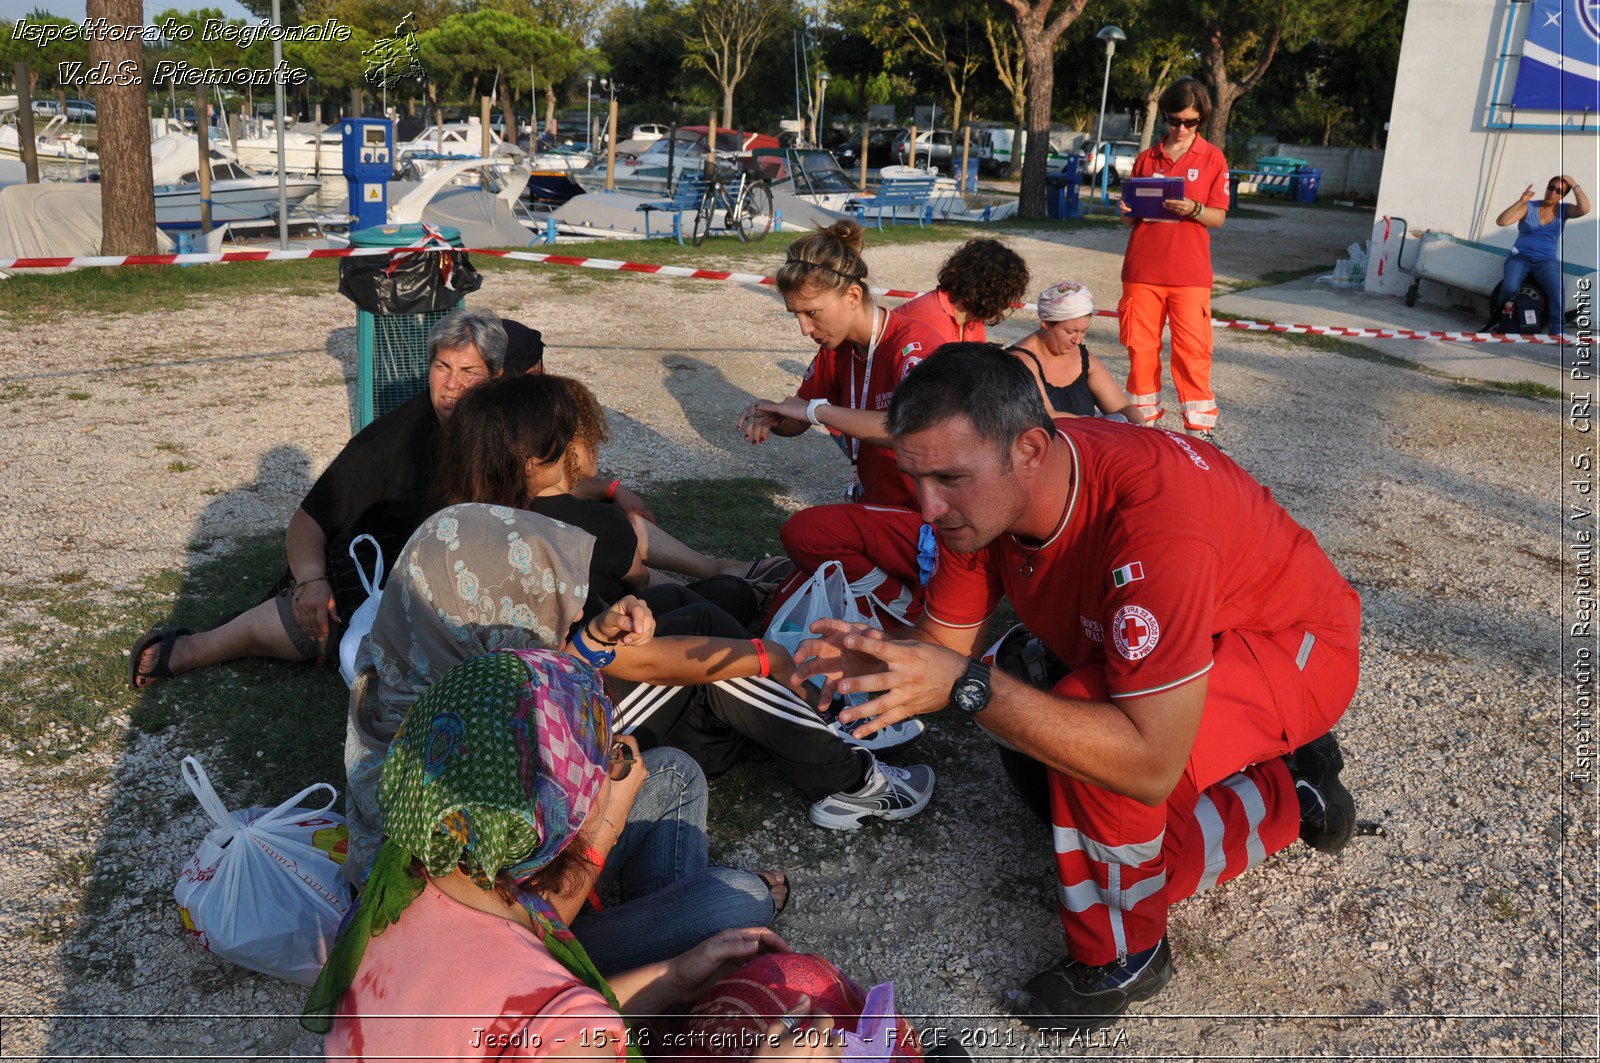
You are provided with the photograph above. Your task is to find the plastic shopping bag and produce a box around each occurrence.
[338,534,385,689]
[764,560,866,658]
[174,756,353,986]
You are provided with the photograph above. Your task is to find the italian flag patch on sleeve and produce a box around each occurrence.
[1111,562,1144,587]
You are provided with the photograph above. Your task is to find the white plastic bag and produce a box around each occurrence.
[338,533,385,688]
[174,756,353,986]
[764,560,867,657]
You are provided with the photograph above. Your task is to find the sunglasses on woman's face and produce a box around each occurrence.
[1166,115,1201,129]
[607,741,635,782]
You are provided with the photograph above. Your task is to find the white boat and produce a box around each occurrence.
[397,119,521,163]
[230,121,343,175]
[149,134,320,228]
[0,114,98,164]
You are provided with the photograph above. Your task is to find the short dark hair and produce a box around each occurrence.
[501,318,545,375]
[1158,77,1212,127]
[436,374,578,508]
[936,239,1031,325]
[887,343,1055,452]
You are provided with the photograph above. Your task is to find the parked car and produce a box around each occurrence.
[32,98,97,122]
[630,123,669,142]
[974,125,1079,174]
[834,126,902,172]
[891,128,991,174]
[1081,139,1139,184]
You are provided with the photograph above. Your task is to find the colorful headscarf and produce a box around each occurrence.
[304,649,626,1038]
[1037,280,1094,322]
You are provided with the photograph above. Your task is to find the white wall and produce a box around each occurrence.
[1366,0,1598,309]
[1258,144,1385,198]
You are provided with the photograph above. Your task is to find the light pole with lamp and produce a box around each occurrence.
[585,73,595,153]
[1092,24,1125,206]
[816,71,830,147]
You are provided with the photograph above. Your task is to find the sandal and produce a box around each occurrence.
[755,870,790,918]
[741,556,795,594]
[128,627,191,689]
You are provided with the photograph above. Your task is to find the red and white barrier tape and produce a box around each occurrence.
[0,243,1577,346]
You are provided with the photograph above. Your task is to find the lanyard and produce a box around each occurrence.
[846,306,887,462]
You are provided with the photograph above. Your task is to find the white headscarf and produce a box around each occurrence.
[1037,281,1094,322]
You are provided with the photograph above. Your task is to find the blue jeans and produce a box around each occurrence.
[571,746,774,975]
[1501,253,1565,329]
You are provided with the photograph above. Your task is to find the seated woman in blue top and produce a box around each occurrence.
[1493,174,1590,332]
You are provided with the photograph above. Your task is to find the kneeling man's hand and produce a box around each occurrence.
[791,619,967,738]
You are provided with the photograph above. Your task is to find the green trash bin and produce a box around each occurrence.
[346,224,468,431]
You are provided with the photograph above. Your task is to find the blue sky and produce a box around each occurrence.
[2,0,255,23]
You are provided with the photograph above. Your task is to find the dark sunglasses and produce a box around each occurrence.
[1547,183,1567,193]
[607,741,635,782]
[1166,115,1201,129]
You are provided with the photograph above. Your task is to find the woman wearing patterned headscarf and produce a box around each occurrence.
[306,650,849,1061]
[1007,282,1145,423]
[344,505,783,973]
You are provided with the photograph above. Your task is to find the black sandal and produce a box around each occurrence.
[128,627,192,689]
[756,870,791,917]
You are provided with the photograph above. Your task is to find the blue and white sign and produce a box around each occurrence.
[1512,0,1600,111]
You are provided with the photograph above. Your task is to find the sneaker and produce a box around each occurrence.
[1288,730,1355,854]
[808,760,935,830]
[1007,938,1174,1033]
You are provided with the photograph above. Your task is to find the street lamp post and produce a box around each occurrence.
[1093,25,1126,206]
[585,74,594,153]
[816,72,830,148]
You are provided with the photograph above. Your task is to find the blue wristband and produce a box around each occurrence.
[571,625,618,668]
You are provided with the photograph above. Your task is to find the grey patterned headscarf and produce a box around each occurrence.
[352,503,595,751]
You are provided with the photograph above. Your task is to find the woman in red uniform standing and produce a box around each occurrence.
[1119,77,1231,443]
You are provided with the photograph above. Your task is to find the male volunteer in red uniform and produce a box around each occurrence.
[792,345,1361,1028]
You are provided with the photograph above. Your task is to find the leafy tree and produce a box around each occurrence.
[681,0,785,129]
[996,0,1092,219]
[598,0,683,115]
[866,0,986,142]
[0,10,89,112]
[980,12,1027,174]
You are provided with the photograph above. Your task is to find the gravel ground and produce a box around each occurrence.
[0,202,1593,1060]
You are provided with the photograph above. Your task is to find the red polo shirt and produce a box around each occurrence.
[896,288,986,346]
[922,419,1359,699]
[795,307,943,508]
[1121,136,1231,289]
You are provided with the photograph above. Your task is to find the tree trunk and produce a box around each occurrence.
[1199,16,1281,153]
[1139,92,1161,151]
[429,81,443,129]
[498,72,517,144]
[88,0,156,255]
[545,84,557,136]
[1017,36,1054,220]
[1208,89,1238,150]
[722,83,735,133]
[350,85,363,117]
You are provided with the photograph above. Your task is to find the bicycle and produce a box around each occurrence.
[691,162,775,246]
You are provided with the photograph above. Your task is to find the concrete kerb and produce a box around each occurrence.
[1212,276,1568,391]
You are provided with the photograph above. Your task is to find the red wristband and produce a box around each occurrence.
[606,479,622,500]
[581,844,607,868]
[751,638,770,679]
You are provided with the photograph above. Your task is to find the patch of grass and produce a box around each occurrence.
[54,569,88,585]
[155,442,186,454]
[1221,264,1328,295]
[644,476,794,561]
[167,460,196,473]
[0,382,30,403]
[1485,889,1519,923]
[66,391,91,401]
[1496,379,1563,400]
[0,259,339,321]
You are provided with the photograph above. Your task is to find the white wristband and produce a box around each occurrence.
[806,398,830,426]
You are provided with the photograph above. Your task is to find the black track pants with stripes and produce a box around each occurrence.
[609,587,872,801]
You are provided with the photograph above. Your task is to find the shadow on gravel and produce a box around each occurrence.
[43,445,345,1058]
[662,355,765,461]
[322,326,360,434]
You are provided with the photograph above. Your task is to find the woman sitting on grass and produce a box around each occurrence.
[433,373,936,832]
[307,649,866,1060]
[343,502,786,974]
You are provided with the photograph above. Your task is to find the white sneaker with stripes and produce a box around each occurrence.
[808,761,936,830]
[830,715,924,752]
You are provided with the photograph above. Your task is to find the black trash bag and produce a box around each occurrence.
[338,246,483,315]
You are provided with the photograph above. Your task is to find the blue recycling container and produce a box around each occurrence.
[1295,167,1322,204]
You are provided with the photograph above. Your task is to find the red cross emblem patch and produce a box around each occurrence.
[1111,604,1160,661]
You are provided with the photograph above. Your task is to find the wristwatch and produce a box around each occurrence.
[949,660,993,716]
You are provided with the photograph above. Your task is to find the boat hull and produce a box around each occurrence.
[154,177,321,227]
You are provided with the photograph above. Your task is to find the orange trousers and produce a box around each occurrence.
[1118,283,1218,431]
